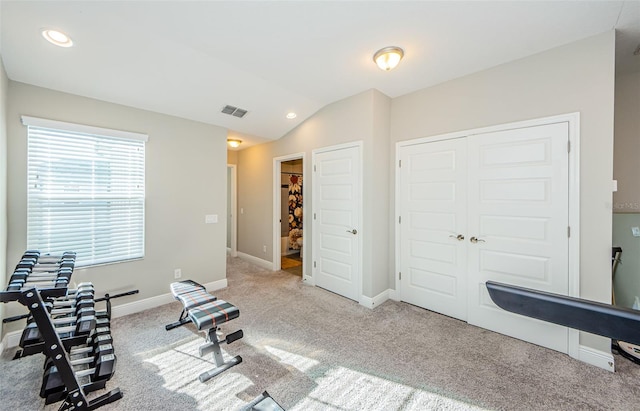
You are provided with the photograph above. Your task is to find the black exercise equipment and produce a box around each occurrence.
[0,250,138,410]
[486,280,640,346]
[166,279,243,382]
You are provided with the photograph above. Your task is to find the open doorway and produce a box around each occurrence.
[273,153,306,278]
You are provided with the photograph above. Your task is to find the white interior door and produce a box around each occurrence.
[399,138,468,320]
[466,122,570,352]
[313,143,361,301]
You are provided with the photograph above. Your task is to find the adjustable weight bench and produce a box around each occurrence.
[166,280,243,382]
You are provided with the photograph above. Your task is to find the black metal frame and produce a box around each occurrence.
[1,287,122,410]
[486,280,640,345]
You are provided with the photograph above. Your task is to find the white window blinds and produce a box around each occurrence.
[24,116,147,267]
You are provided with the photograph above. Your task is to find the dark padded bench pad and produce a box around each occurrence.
[188,300,239,331]
[170,280,205,297]
[177,289,217,311]
[170,280,217,310]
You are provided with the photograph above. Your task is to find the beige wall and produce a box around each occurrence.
[227,149,238,165]
[237,89,392,297]
[613,72,640,211]
[391,31,615,351]
[4,82,228,335]
[0,57,8,339]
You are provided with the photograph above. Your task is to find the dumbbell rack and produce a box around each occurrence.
[0,251,123,410]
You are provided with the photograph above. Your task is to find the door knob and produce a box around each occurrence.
[470,236,485,244]
[449,234,465,241]
[346,229,358,235]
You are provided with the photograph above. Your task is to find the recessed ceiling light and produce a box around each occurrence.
[42,29,73,48]
[286,112,297,119]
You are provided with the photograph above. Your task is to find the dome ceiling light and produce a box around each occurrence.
[227,139,242,148]
[373,46,404,71]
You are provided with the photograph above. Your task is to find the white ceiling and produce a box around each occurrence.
[2,1,639,148]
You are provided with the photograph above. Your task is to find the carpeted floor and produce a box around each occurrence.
[1,257,640,410]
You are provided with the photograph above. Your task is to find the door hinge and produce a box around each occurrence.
[567,226,571,238]
[314,213,316,220]
[398,216,401,224]
[399,272,402,280]
[314,165,317,172]
[313,261,317,268]
[399,159,402,168]
[567,141,571,153]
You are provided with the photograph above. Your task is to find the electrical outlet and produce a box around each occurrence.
[174,268,182,279]
[632,227,640,237]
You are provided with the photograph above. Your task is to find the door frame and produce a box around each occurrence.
[227,164,238,257]
[312,141,364,302]
[395,113,581,360]
[272,152,308,281]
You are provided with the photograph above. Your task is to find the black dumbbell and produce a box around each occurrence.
[41,352,117,398]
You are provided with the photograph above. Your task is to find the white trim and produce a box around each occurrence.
[272,152,306,274]
[2,330,22,350]
[360,289,390,309]
[111,279,228,319]
[566,112,581,360]
[312,141,364,303]
[388,288,399,301]
[238,251,274,271]
[578,345,615,372]
[395,112,581,359]
[227,164,238,258]
[302,273,315,286]
[21,115,148,142]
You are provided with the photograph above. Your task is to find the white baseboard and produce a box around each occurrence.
[578,344,615,372]
[111,278,228,319]
[0,278,228,352]
[302,274,314,286]
[360,289,390,309]
[237,252,274,271]
[388,288,399,301]
[2,329,23,350]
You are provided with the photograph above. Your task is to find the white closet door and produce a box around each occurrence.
[313,144,362,301]
[399,138,468,321]
[466,122,570,353]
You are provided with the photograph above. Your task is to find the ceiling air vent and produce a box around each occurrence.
[221,105,248,118]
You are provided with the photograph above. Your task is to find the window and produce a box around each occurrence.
[23,116,147,267]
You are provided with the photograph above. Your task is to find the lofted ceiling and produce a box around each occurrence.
[1,1,639,149]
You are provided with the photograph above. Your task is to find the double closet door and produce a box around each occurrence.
[399,122,570,353]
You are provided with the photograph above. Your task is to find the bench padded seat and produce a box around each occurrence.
[177,288,217,311]
[189,300,239,331]
[170,280,205,297]
[170,280,217,310]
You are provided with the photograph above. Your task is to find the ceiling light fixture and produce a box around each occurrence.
[42,29,73,48]
[286,112,297,119]
[227,139,242,148]
[373,46,404,71]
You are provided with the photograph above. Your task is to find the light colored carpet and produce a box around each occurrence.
[2,257,640,410]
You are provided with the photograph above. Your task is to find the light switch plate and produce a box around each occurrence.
[632,227,640,237]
